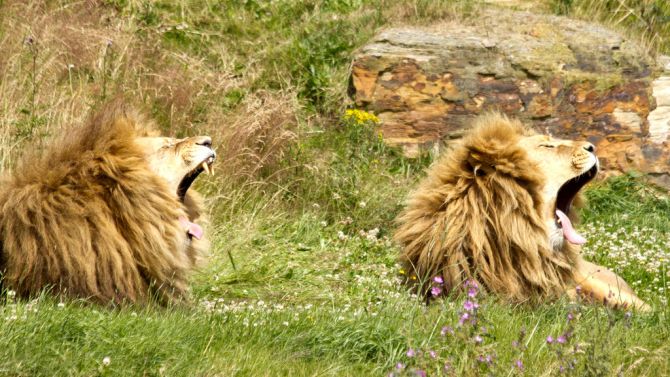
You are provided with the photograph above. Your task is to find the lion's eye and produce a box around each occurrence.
[540,144,555,148]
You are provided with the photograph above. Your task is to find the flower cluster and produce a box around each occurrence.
[544,311,580,373]
[343,109,380,126]
[390,280,502,376]
[359,227,380,242]
[581,221,669,301]
[581,222,670,275]
[1,290,41,322]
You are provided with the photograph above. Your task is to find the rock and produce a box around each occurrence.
[657,55,670,72]
[349,9,670,187]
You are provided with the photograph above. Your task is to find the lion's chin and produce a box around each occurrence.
[549,226,565,251]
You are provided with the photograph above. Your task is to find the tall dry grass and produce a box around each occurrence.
[210,91,298,183]
[551,0,670,54]
[0,0,298,199]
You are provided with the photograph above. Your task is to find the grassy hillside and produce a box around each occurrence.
[0,0,669,376]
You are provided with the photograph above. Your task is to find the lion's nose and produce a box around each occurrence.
[194,136,212,149]
[583,143,595,153]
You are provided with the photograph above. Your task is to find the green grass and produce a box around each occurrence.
[0,0,669,376]
[2,125,669,376]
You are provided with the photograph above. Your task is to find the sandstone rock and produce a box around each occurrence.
[349,9,670,186]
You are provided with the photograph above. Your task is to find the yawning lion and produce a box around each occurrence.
[395,114,649,310]
[0,102,214,305]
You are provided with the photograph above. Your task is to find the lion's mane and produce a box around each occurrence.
[0,104,207,305]
[394,115,579,302]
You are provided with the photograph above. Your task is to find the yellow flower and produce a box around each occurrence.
[344,109,380,126]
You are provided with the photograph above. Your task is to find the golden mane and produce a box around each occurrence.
[394,114,578,302]
[0,103,208,305]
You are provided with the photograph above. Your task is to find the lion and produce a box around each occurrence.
[0,102,215,305]
[394,114,649,311]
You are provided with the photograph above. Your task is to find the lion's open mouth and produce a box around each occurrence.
[177,155,215,203]
[554,164,598,245]
[176,155,215,240]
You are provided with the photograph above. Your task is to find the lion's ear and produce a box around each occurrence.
[464,113,525,149]
[466,153,495,176]
[461,114,528,177]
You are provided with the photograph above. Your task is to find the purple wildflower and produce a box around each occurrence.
[474,335,483,344]
[396,363,405,370]
[463,300,478,312]
[515,359,523,369]
[431,286,442,297]
[433,276,444,284]
[415,370,426,377]
[465,280,478,293]
[441,326,454,336]
[546,336,554,344]
[557,335,566,344]
[429,350,437,359]
[463,300,474,311]
[567,313,574,322]
[406,348,415,357]
[459,312,470,325]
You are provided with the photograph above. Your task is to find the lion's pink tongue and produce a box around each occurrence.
[179,216,203,240]
[555,210,586,245]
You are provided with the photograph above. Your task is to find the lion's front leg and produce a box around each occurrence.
[570,257,651,312]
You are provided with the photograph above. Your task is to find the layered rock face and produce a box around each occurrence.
[350,10,670,186]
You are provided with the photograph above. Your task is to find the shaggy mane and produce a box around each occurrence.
[394,114,578,302]
[0,103,207,305]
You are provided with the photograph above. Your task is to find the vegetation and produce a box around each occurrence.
[550,0,670,53]
[0,0,668,375]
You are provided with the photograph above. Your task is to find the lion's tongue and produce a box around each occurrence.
[179,216,203,240]
[555,210,586,245]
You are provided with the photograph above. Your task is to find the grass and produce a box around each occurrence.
[550,0,670,54]
[0,0,669,376]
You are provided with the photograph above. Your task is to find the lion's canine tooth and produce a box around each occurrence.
[202,161,211,175]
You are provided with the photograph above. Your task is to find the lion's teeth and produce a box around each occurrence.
[202,161,211,175]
